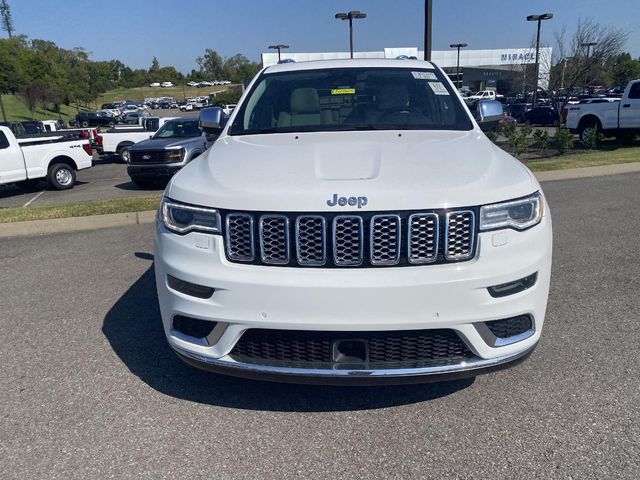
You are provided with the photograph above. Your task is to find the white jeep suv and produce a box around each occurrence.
[154,59,552,384]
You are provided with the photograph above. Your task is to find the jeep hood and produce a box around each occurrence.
[168,130,537,211]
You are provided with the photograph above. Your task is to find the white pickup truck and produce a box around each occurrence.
[99,117,176,161]
[0,126,93,190]
[154,59,552,385]
[566,79,640,142]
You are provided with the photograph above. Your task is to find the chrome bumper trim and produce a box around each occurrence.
[172,342,537,384]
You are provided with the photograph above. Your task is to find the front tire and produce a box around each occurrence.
[579,121,600,143]
[116,145,131,163]
[48,163,76,190]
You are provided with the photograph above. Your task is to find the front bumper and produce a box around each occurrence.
[127,164,183,180]
[154,214,552,384]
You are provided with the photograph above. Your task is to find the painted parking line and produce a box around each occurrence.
[23,190,45,207]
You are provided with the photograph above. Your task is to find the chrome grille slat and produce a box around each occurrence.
[296,216,327,266]
[224,210,476,267]
[259,215,290,264]
[333,216,364,266]
[225,214,254,261]
[370,215,401,265]
[445,210,475,260]
[408,213,439,264]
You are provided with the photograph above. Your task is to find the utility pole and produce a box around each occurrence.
[527,13,553,108]
[424,0,432,61]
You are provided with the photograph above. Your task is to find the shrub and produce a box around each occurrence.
[553,128,574,155]
[504,124,532,156]
[532,129,550,155]
[582,124,604,150]
[485,129,499,143]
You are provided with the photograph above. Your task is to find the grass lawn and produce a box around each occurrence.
[1,94,79,123]
[0,195,162,224]
[524,145,640,172]
[0,84,237,123]
[97,84,235,104]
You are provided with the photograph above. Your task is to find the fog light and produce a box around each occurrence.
[167,274,215,299]
[488,272,537,298]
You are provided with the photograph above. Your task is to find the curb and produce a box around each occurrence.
[0,210,157,238]
[1,162,639,239]
[533,161,640,182]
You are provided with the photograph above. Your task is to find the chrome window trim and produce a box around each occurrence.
[225,213,254,262]
[370,214,401,266]
[445,210,476,261]
[259,214,291,265]
[332,215,364,267]
[407,213,439,264]
[295,215,327,266]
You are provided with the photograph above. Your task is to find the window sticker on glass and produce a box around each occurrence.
[428,82,449,95]
[331,88,356,95]
[412,71,437,80]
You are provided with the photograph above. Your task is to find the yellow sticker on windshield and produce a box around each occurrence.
[331,88,356,95]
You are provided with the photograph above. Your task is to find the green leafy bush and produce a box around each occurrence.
[553,128,574,155]
[532,129,550,155]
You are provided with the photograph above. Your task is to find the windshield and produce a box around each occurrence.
[229,66,472,135]
[153,119,202,139]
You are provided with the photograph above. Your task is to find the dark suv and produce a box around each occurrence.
[74,111,116,128]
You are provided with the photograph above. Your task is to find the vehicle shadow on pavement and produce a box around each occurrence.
[102,265,474,412]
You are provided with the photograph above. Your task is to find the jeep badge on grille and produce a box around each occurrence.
[327,194,368,208]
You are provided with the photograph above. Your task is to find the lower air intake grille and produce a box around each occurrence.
[229,328,474,367]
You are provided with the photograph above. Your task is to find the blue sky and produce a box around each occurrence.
[8,0,640,72]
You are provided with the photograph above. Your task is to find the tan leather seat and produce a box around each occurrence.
[278,88,334,127]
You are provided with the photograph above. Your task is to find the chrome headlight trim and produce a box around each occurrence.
[161,197,221,234]
[479,192,543,231]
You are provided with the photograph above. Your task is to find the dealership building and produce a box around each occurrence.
[261,47,552,94]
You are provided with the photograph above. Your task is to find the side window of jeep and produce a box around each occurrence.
[0,131,10,149]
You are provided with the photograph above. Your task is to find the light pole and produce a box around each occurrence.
[268,44,289,63]
[527,13,553,108]
[335,11,367,59]
[449,43,468,90]
[424,0,432,61]
[560,57,572,91]
[581,42,598,90]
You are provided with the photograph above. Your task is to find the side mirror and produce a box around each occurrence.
[199,107,227,133]
[475,100,504,132]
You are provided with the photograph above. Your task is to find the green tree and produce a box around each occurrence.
[0,0,14,38]
[606,53,640,87]
[197,49,224,79]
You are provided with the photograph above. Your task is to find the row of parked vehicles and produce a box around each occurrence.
[186,80,232,88]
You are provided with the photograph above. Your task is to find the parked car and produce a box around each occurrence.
[506,103,533,123]
[0,125,93,190]
[161,81,174,88]
[19,121,45,135]
[466,90,499,102]
[154,59,552,384]
[122,112,149,125]
[221,104,237,116]
[150,82,161,88]
[126,117,211,187]
[523,106,560,126]
[179,103,194,112]
[0,121,27,137]
[73,111,116,128]
[566,80,640,142]
[99,116,176,161]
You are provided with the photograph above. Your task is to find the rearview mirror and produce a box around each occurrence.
[474,100,504,132]
[200,107,226,133]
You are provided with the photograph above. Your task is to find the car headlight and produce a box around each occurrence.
[160,197,221,234]
[480,192,543,231]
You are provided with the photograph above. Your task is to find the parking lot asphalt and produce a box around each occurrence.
[0,159,165,209]
[1,173,639,479]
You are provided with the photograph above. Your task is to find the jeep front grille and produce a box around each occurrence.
[222,209,477,268]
